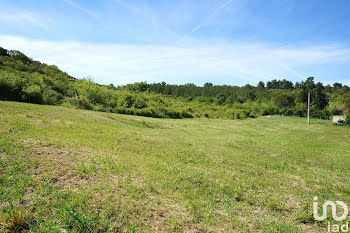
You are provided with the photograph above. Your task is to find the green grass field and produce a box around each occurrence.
[1,101,349,232]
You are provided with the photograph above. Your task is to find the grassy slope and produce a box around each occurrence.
[0,101,350,232]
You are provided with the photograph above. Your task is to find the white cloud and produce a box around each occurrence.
[63,0,99,19]
[190,0,234,34]
[0,35,349,85]
[0,11,52,30]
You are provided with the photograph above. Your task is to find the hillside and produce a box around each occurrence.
[1,47,350,122]
[1,101,350,232]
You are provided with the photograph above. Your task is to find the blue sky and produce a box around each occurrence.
[0,0,349,86]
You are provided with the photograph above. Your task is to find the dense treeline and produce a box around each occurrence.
[0,47,193,118]
[123,78,350,121]
[0,47,349,122]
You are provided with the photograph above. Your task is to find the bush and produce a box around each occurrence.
[233,109,247,119]
[120,95,134,108]
[52,81,68,94]
[0,76,12,100]
[126,82,149,92]
[181,110,193,118]
[149,95,167,106]
[293,106,306,117]
[134,96,147,109]
[0,47,9,56]
[282,107,294,116]
[216,94,226,105]
[160,108,180,118]
[42,89,63,105]
[68,96,93,110]
[225,109,236,119]
[344,93,350,123]
[261,106,279,115]
[8,50,31,63]
[113,107,135,116]
[310,107,330,120]
[135,108,156,117]
[273,94,295,108]
[22,84,42,103]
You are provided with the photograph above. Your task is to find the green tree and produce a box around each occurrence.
[273,94,295,108]
[23,84,42,104]
[281,79,293,89]
[266,79,278,89]
[304,77,316,90]
[344,93,350,123]
[333,82,343,90]
[0,47,9,56]
[134,96,147,109]
[216,94,226,105]
[120,94,134,108]
[8,50,31,63]
[257,81,265,89]
[314,82,327,110]
[126,82,149,92]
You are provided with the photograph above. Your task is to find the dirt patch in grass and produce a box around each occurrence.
[27,118,43,126]
[18,138,83,189]
[300,223,326,233]
[290,175,312,191]
[285,196,301,210]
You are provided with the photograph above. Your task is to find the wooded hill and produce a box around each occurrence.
[0,47,349,121]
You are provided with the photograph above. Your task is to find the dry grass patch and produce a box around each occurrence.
[17,138,87,190]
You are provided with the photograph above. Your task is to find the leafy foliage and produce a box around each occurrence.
[344,92,350,123]
[273,94,295,108]
[0,47,349,120]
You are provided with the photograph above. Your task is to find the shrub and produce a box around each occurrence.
[8,50,31,63]
[0,76,12,100]
[310,107,330,120]
[216,94,226,105]
[68,96,93,110]
[120,95,134,108]
[149,95,167,106]
[135,108,155,117]
[293,106,307,117]
[113,107,135,115]
[42,89,62,105]
[133,96,147,109]
[181,111,193,118]
[261,106,279,116]
[273,94,295,108]
[225,109,236,119]
[52,81,68,94]
[344,93,350,123]
[22,84,42,103]
[161,108,181,118]
[282,107,294,116]
[0,47,9,56]
[126,81,149,92]
[233,109,247,119]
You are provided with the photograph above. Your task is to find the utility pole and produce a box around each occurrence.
[307,91,310,124]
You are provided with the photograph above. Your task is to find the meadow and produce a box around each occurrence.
[1,101,350,232]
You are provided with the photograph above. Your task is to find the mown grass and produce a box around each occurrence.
[0,101,349,232]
